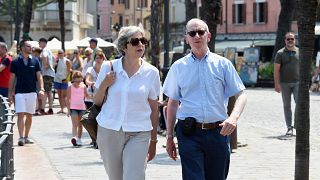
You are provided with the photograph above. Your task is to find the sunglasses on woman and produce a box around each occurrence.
[187,30,206,37]
[127,37,148,46]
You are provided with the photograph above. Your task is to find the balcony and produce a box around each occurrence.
[33,10,77,25]
[79,13,94,29]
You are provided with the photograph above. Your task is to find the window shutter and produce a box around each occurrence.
[253,2,257,23]
[263,2,268,23]
[242,4,246,24]
[232,4,236,24]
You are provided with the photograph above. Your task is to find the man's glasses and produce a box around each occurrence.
[127,37,148,46]
[187,30,206,37]
[286,38,294,41]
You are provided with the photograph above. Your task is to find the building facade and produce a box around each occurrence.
[0,0,95,45]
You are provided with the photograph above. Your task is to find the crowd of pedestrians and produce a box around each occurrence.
[1,18,312,180]
[0,36,111,148]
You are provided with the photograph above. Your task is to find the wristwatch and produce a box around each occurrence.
[40,88,45,92]
[166,134,174,140]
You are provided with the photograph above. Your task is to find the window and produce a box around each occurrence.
[253,2,268,23]
[125,0,130,9]
[97,15,100,30]
[232,3,246,24]
[119,15,123,26]
[144,0,148,8]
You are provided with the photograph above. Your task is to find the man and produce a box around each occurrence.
[274,32,299,136]
[0,42,12,97]
[8,39,44,146]
[163,18,247,180]
[89,38,98,61]
[39,38,55,115]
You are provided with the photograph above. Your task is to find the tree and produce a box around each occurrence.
[272,0,296,60]
[295,0,317,179]
[184,0,197,53]
[22,0,33,40]
[149,0,162,69]
[200,0,222,52]
[58,0,65,51]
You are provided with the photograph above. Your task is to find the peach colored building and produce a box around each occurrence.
[217,0,297,37]
[97,0,113,40]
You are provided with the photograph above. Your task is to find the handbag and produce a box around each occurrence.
[80,61,113,141]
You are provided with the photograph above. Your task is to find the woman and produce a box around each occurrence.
[94,26,161,180]
[84,52,106,109]
[71,49,84,75]
[84,52,106,148]
[54,49,71,114]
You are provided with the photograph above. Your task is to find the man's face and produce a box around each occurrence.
[39,41,47,49]
[22,42,32,54]
[185,22,211,50]
[90,42,97,49]
[0,46,5,56]
[285,33,295,48]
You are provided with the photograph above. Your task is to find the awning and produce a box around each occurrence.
[215,39,275,52]
[215,40,253,52]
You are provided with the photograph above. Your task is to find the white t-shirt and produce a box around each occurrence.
[95,58,161,132]
[40,47,55,77]
[85,66,98,102]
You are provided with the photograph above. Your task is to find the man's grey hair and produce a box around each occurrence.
[0,42,8,50]
[186,18,209,33]
[114,25,145,55]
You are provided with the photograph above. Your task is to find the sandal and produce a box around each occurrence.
[57,110,65,114]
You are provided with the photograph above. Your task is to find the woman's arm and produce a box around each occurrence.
[93,71,115,106]
[147,98,159,162]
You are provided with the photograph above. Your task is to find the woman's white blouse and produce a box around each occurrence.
[95,58,161,132]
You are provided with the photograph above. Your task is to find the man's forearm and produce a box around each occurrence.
[166,99,179,137]
[229,91,247,121]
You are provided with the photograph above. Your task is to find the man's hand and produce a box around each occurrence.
[275,82,281,93]
[166,138,178,161]
[219,117,237,136]
[38,90,45,99]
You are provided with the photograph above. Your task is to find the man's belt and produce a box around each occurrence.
[195,121,222,130]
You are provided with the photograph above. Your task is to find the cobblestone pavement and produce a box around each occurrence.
[13,88,320,179]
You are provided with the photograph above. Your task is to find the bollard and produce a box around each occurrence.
[227,96,237,150]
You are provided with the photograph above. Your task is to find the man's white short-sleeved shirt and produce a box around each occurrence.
[95,58,161,132]
[163,51,245,123]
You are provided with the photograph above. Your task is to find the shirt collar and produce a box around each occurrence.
[19,54,32,60]
[116,57,145,76]
[189,49,210,63]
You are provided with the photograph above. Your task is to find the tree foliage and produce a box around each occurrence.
[272,0,296,60]
[200,0,222,52]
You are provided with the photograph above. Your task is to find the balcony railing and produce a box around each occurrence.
[33,10,77,25]
[79,13,94,28]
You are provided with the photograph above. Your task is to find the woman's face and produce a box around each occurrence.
[123,32,147,58]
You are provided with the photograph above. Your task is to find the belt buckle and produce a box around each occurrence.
[201,123,210,130]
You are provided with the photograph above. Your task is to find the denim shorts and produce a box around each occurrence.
[54,82,69,90]
[70,109,85,116]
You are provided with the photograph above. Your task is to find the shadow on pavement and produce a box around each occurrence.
[148,152,181,166]
[263,134,296,141]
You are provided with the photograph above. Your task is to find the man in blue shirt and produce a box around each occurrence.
[8,39,44,146]
[163,18,247,180]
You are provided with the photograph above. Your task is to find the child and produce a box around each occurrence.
[66,70,88,146]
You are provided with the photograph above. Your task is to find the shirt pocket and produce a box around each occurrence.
[207,75,224,102]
